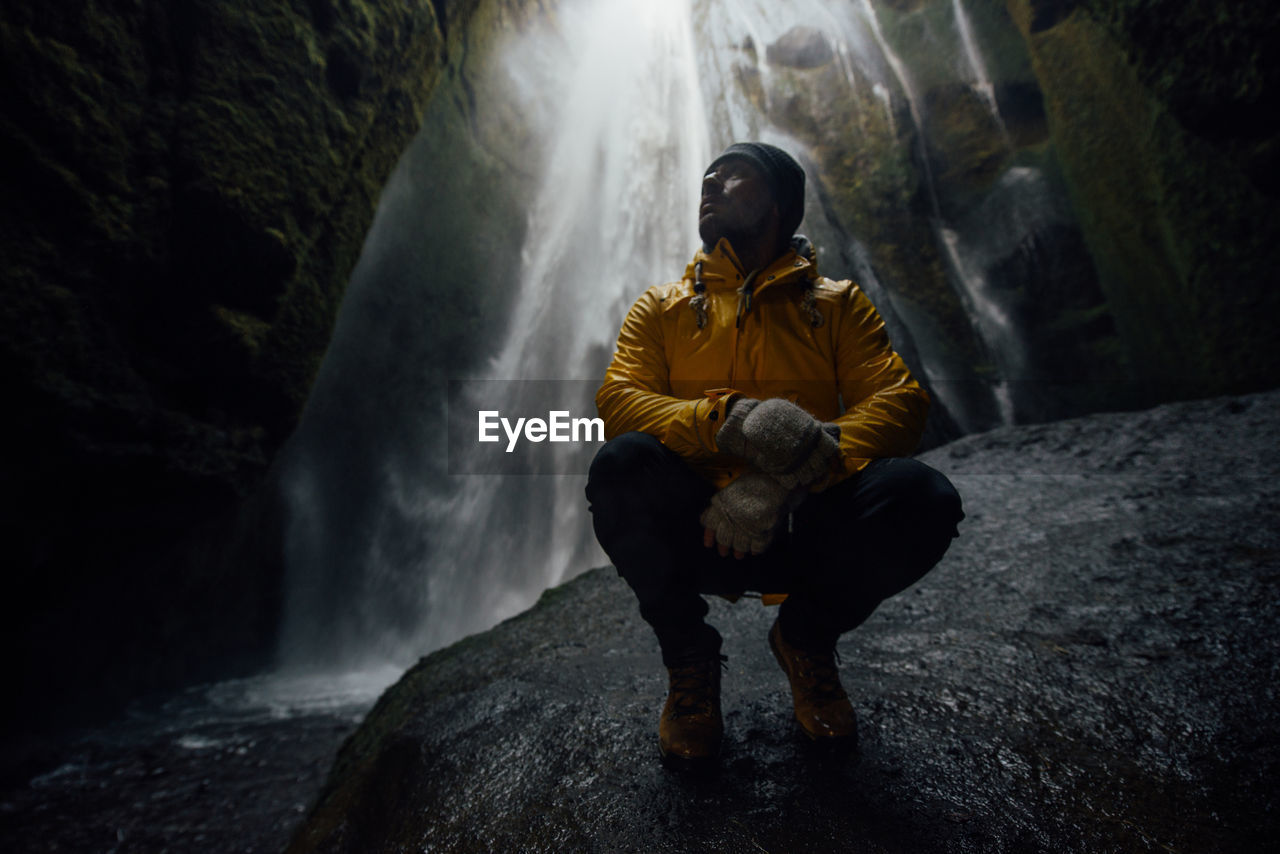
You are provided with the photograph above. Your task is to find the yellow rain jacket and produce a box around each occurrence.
[596,238,929,489]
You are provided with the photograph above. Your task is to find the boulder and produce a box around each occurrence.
[766,26,835,69]
[289,390,1280,853]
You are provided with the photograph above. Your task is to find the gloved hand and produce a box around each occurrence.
[716,397,842,488]
[700,471,794,558]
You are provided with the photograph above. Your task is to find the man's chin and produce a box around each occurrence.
[698,220,719,250]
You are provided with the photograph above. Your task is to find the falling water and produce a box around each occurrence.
[850,0,1048,428]
[412,0,710,653]
[939,227,1019,423]
[279,0,713,667]
[951,0,1010,143]
[278,0,1086,671]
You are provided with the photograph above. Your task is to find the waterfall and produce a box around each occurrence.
[277,0,711,669]
[939,227,1019,423]
[416,0,710,653]
[276,0,1092,673]
[951,0,1010,143]
[849,0,1051,428]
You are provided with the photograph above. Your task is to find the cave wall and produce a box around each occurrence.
[0,0,456,742]
[1006,0,1280,400]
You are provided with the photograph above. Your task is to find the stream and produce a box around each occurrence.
[1,670,397,853]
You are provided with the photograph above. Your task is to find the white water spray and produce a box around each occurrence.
[408,0,711,654]
[951,0,1011,145]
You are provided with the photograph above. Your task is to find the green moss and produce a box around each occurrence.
[923,81,1009,209]
[212,305,272,359]
[1009,0,1280,396]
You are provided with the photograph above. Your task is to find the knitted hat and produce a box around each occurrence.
[706,142,806,238]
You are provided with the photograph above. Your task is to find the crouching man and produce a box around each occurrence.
[585,142,963,766]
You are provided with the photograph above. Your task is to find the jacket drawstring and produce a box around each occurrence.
[801,285,824,329]
[736,269,760,329]
[691,261,708,329]
[689,239,825,331]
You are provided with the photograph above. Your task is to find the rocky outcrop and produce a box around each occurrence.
[286,389,1280,852]
[744,0,1118,432]
[0,0,452,738]
[735,0,1280,432]
[765,26,835,69]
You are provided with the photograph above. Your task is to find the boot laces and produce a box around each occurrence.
[668,654,726,718]
[794,647,847,702]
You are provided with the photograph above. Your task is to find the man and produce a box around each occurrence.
[585,142,963,767]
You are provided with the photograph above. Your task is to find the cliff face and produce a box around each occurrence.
[1010,0,1280,400]
[732,0,1279,430]
[0,0,450,735]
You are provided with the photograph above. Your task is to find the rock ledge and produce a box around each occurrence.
[292,391,1280,853]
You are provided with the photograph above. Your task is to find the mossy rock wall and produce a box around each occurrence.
[727,0,1276,431]
[741,2,1118,433]
[1007,0,1280,399]
[0,0,455,740]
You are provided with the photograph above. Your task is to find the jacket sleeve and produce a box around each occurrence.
[595,287,738,460]
[830,285,930,476]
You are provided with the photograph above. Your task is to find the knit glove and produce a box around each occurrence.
[716,398,842,488]
[700,471,794,556]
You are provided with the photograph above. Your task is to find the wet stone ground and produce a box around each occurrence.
[290,391,1280,853]
[6,390,1280,852]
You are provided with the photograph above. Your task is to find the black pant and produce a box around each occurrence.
[585,432,963,665]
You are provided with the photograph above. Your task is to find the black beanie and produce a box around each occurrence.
[706,142,806,238]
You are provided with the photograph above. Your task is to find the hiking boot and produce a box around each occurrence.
[658,652,725,767]
[769,618,857,745]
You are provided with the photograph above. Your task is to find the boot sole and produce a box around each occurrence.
[794,720,858,756]
[658,742,721,774]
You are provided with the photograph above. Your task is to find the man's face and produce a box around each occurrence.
[698,157,777,252]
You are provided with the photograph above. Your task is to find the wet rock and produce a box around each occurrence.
[766,26,834,69]
[0,674,374,853]
[289,389,1280,852]
[758,0,1280,434]
[1027,0,1081,33]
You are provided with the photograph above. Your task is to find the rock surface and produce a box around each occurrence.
[287,390,1280,852]
[766,26,835,69]
[0,673,374,853]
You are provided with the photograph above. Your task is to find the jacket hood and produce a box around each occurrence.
[685,235,819,294]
